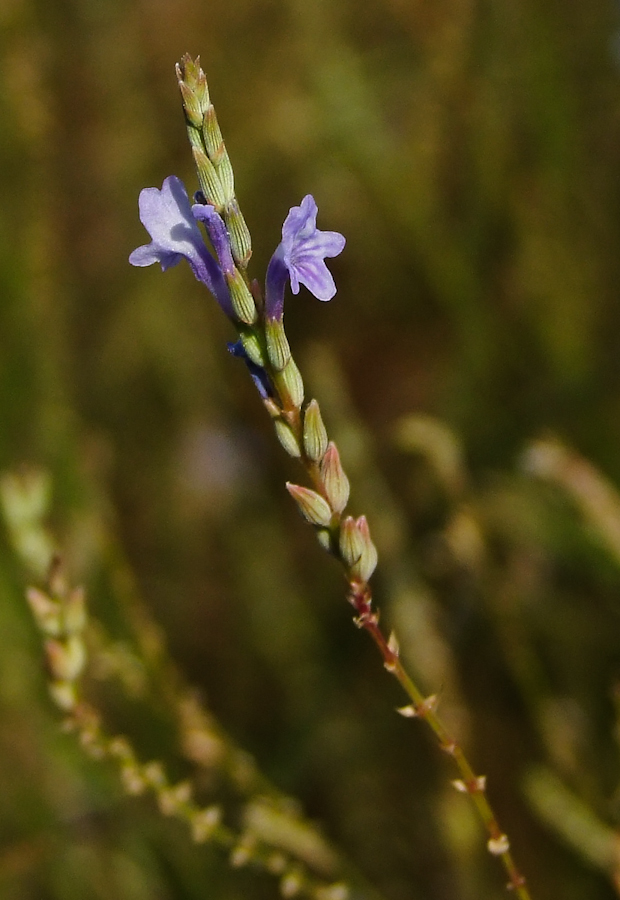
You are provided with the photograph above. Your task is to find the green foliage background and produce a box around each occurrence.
[2,0,620,898]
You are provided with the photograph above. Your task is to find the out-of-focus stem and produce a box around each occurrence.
[524,765,620,889]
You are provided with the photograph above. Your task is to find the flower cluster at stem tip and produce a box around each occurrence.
[129,175,346,325]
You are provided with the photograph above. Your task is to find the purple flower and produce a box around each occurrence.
[129,176,233,317]
[265,195,346,320]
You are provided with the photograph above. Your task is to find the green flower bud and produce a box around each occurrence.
[192,146,226,210]
[176,55,209,113]
[280,872,303,897]
[158,780,192,816]
[143,761,166,788]
[274,358,304,410]
[216,155,235,205]
[320,443,349,514]
[45,634,86,682]
[177,78,204,129]
[26,587,61,636]
[226,270,257,324]
[225,199,252,268]
[316,528,333,553]
[302,400,328,462]
[191,805,222,843]
[49,680,77,711]
[238,327,266,366]
[274,419,301,458]
[339,516,365,568]
[286,483,333,527]
[108,737,133,761]
[120,763,147,795]
[265,318,291,371]
[350,515,378,583]
[203,105,224,162]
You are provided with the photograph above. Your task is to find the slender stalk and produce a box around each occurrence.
[283,411,532,900]
[175,54,533,898]
[347,583,530,899]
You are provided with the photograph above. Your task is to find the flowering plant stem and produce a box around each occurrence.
[130,53,533,899]
[277,408,531,900]
[349,585,530,898]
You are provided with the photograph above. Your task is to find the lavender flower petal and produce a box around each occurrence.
[129,176,233,317]
[265,194,345,320]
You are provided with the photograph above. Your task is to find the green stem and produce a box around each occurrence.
[347,582,531,900]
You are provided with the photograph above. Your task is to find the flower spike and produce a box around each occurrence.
[125,57,533,900]
[265,195,345,321]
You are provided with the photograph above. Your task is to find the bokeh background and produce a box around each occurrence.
[2,0,620,898]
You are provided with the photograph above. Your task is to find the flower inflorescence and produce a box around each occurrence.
[127,54,532,900]
[128,56,364,585]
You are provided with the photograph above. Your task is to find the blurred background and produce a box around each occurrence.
[2,0,620,897]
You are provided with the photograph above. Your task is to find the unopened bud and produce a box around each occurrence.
[203,105,224,163]
[274,359,304,410]
[177,78,204,128]
[121,763,146,795]
[191,805,222,843]
[339,517,365,567]
[274,419,302,458]
[108,737,133,761]
[158,780,192,816]
[49,680,77,711]
[216,154,235,204]
[192,146,226,210]
[202,109,235,204]
[316,528,333,553]
[230,835,256,868]
[226,270,257,324]
[26,587,61,636]
[280,870,303,898]
[302,400,328,462]
[45,634,85,682]
[142,761,166,788]
[320,443,349,514]
[225,199,252,268]
[349,515,378,582]
[265,318,291,371]
[176,55,209,113]
[286,483,333,527]
[239,327,266,366]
